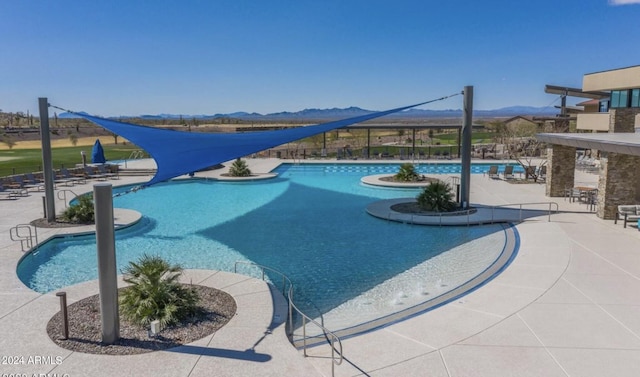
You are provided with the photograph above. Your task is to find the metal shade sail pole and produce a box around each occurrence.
[460,86,473,209]
[94,183,120,344]
[38,98,56,222]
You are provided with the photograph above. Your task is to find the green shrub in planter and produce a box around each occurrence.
[61,195,95,224]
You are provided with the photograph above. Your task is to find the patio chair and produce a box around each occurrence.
[615,205,640,228]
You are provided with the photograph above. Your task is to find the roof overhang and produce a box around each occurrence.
[583,65,640,91]
[544,85,609,99]
[537,132,640,157]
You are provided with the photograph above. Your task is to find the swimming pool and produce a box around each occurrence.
[18,162,517,334]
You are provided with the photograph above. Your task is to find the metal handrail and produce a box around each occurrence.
[57,189,79,208]
[9,224,38,253]
[234,261,343,376]
[488,201,559,223]
[128,150,145,160]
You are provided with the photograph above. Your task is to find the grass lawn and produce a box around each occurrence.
[0,144,145,177]
[432,131,495,145]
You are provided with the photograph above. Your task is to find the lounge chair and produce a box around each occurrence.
[12,175,43,191]
[538,165,547,180]
[57,168,86,186]
[24,173,45,190]
[486,165,499,179]
[502,165,515,179]
[0,182,27,198]
[84,166,107,180]
[97,164,119,179]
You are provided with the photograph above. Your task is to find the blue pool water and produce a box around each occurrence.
[18,163,514,331]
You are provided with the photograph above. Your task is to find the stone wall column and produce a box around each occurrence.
[609,108,640,132]
[546,144,576,197]
[597,152,640,219]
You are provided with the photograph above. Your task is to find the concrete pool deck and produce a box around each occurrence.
[2,158,640,376]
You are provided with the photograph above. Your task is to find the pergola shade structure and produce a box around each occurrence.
[537,131,640,219]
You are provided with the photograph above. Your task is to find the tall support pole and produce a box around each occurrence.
[412,128,416,159]
[94,183,120,344]
[38,98,56,222]
[367,128,371,159]
[460,86,473,209]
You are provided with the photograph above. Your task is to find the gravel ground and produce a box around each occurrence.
[31,218,84,228]
[47,285,236,355]
[390,201,478,216]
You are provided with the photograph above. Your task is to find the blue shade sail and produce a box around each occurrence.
[91,139,106,163]
[77,100,434,187]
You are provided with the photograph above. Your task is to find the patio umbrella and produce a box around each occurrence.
[91,139,106,163]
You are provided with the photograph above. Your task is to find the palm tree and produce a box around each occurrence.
[119,255,199,328]
[395,163,420,182]
[228,158,252,177]
[417,181,456,212]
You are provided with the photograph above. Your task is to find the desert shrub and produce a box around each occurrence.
[61,195,94,224]
[228,158,251,177]
[416,181,456,212]
[119,255,199,328]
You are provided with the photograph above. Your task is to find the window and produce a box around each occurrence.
[611,90,630,108]
[619,90,629,108]
[611,91,621,108]
[631,89,640,108]
[599,99,609,112]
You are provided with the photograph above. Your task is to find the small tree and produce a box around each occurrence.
[119,255,199,328]
[68,132,78,146]
[417,181,456,212]
[1,134,16,149]
[228,158,251,177]
[498,121,548,181]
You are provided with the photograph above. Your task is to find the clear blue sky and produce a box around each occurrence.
[2,0,640,116]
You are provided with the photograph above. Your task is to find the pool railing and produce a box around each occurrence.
[234,261,343,376]
[386,201,560,225]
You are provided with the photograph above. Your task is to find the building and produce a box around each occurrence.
[538,65,640,220]
[576,65,640,133]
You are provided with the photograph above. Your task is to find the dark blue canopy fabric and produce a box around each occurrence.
[77,100,435,187]
[91,139,106,163]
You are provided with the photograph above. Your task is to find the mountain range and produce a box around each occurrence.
[57,106,557,120]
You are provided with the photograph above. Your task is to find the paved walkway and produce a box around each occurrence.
[2,158,640,376]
